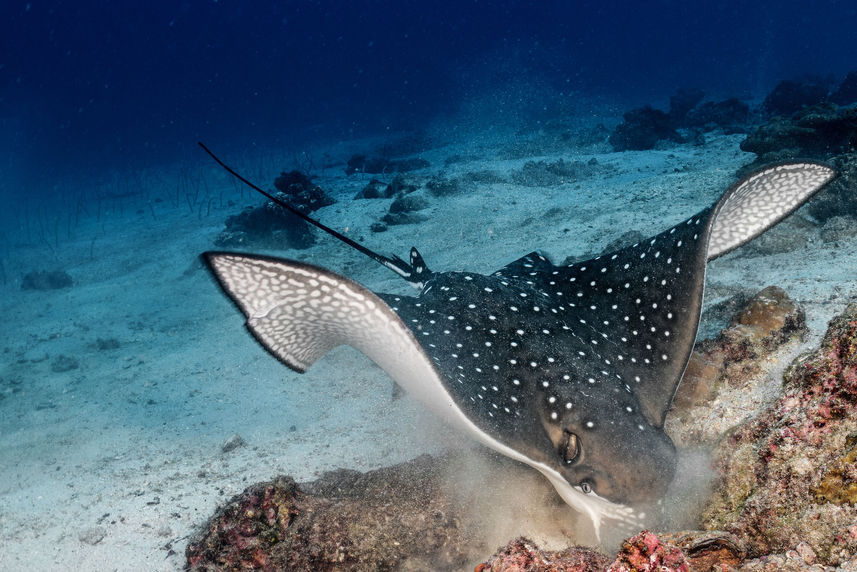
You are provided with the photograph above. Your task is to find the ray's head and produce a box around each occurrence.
[541,390,677,507]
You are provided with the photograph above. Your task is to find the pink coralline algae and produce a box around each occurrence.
[476,537,610,572]
[702,300,857,566]
[186,476,300,571]
[605,531,689,572]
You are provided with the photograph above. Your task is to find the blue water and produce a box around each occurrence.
[3,0,856,190]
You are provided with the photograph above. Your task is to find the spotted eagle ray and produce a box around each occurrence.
[199,143,835,535]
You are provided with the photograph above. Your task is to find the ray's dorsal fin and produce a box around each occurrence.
[198,142,429,288]
[491,251,554,278]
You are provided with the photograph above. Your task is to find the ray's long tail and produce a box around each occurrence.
[198,142,430,287]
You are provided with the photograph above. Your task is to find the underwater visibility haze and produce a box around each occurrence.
[3,1,857,569]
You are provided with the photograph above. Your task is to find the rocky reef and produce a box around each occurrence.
[476,537,610,571]
[213,202,316,250]
[609,88,750,151]
[762,78,831,117]
[738,105,857,222]
[701,301,857,567]
[670,286,806,426]
[740,104,857,164]
[611,74,857,153]
[736,74,857,226]
[186,454,484,571]
[272,170,334,214]
[213,170,334,250]
[609,105,683,152]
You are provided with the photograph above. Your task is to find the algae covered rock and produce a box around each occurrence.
[186,454,480,571]
[186,297,857,570]
[670,285,806,419]
[740,103,857,163]
[701,300,857,565]
[477,537,610,571]
[609,106,680,151]
[214,202,316,250]
[606,530,689,571]
[761,78,830,117]
[272,170,334,214]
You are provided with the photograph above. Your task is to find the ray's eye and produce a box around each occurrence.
[580,480,593,494]
[560,430,580,465]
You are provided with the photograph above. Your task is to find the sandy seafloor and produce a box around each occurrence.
[1,123,856,570]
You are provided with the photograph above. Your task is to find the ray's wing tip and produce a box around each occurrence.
[789,159,838,182]
[758,159,838,183]
[201,250,242,276]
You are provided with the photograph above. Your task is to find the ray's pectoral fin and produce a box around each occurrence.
[536,162,836,430]
[202,252,460,421]
[708,162,837,260]
[204,252,408,371]
[640,161,837,423]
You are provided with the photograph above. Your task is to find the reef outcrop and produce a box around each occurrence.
[701,301,857,566]
[213,170,334,250]
[609,88,751,151]
[186,454,482,571]
[738,105,857,222]
[476,537,610,571]
[762,78,831,117]
[670,286,806,423]
[740,103,857,163]
[272,170,334,214]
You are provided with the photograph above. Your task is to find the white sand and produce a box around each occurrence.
[1,127,855,570]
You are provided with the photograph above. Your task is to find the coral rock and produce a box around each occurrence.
[658,530,745,570]
[214,200,316,251]
[701,300,857,565]
[273,170,334,214]
[186,455,480,571]
[609,106,679,151]
[610,89,752,152]
[388,193,428,214]
[685,98,751,133]
[353,178,391,199]
[671,286,805,414]
[805,153,857,223]
[606,530,689,572]
[477,537,610,572]
[740,103,857,163]
[762,78,830,117]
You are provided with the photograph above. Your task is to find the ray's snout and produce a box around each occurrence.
[621,429,677,504]
[559,418,677,507]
